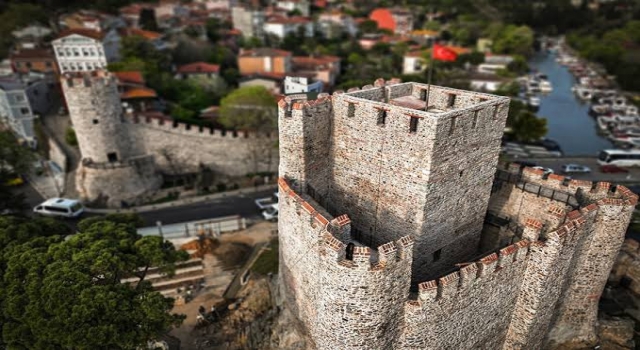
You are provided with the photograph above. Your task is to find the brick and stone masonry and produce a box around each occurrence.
[277,79,637,349]
[61,70,278,206]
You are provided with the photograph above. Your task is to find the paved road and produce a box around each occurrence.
[511,157,640,185]
[16,184,275,228]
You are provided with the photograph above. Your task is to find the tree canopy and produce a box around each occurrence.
[0,131,35,212]
[218,86,277,132]
[0,214,188,349]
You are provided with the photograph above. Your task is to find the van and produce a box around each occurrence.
[33,198,84,218]
[262,203,278,222]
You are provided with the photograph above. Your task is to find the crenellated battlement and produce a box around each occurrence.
[278,177,414,271]
[125,112,277,140]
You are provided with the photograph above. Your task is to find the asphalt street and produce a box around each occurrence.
[512,157,640,185]
[15,184,276,228]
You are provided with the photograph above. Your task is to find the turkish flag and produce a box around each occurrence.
[433,44,458,62]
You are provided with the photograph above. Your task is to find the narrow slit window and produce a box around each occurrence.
[447,94,456,108]
[347,103,355,117]
[493,105,499,119]
[433,248,442,262]
[377,109,386,125]
[472,110,479,128]
[409,117,419,133]
[449,116,457,135]
[420,89,427,101]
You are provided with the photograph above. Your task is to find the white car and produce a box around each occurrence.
[262,204,278,222]
[255,192,279,210]
[33,198,84,218]
[561,164,591,174]
[532,166,554,174]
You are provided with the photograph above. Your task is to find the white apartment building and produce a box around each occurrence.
[284,76,323,94]
[232,6,265,39]
[402,51,426,75]
[276,0,310,16]
[0,75,51,147]
[52,29,121,73]
[264,16,313,39]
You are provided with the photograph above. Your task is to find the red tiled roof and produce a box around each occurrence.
[56,28,105,41]
[266,16,311,24]
[122,87,157,99]
[10,49,55,60]
[241,72,287,80]
[177,62,220,74]
[239,48,292,57]
[113,71,145,85]
[369,8,394,32]
[119,27,162,40]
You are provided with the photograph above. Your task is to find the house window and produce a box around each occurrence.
[45,62,52,68]
[93,119,99,124]
[15,95,25,102]
[377,109,386,125]
[20,107,29,115]
[107,152,118,162]
[58,50,65,57]
[433,248,442,262]
[420,89,427,101]
[25,62,32,69]
[409,117,418,133]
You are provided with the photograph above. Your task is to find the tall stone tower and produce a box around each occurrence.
[276,79,637,349]
[61,71,161,206]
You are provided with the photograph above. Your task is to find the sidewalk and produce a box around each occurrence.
[26,160,65,200]
[84,184,277,214]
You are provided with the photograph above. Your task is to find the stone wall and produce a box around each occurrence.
[276,76,638,349]
[75,155,162,207]
[48,137,67,172]
[126,115,278,177]
[611,239,640,295]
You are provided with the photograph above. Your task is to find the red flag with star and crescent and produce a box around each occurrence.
[432,44,458,62]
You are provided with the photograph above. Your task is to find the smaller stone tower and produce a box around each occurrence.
[61,70,161,206]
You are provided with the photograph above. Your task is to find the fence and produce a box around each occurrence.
[138,215,247,239]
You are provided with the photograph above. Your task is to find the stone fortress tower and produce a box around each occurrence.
[61,71,161,206]
[277,79,637,349]
[60,69,279,207]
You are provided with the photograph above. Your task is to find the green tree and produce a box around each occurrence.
[138,8,158,32]
[0,131,35,212]
[205,18,222,43]
[219,86,278,173]
[509,109,548,143]
[492,25,534,57]
[0,215,188,349]
[358,20,379,34]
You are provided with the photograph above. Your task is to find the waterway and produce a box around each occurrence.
[528,52,613,156]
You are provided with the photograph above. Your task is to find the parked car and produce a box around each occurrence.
[255,192,279,210]
[561,164,591,173]
[532,166,554,174]
[33,198,84,218]
[600,165,629,173]
[262,203,278,221]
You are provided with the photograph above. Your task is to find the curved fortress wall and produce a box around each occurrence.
[277,79,637,349]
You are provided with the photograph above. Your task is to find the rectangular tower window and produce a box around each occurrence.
[347,102,355,117]
[493,104,500,120]
[433,248,442,262]
[420,89,427,101]
[107,152,118,163]
[449,116,457,135]
[409,117,419,133]
[472,110,479,128]
[447,93,456,108]
[377,109,386,125]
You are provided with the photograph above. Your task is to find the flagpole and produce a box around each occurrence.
[425,44,434,112]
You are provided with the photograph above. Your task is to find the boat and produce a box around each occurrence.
[539,80,552,93]
[528,96,541,110]
[574,86,593,100]
[590,104,610,116]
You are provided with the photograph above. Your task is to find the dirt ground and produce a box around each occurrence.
[169,221,277,350]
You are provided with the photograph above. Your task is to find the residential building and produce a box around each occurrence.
[196,0,239,10]
[409,29,439,45]
[239,74,284,94]
[11,25,53,49]
[284,75,322,94]
[276,0,310,16]
[119,27,171,51]
[369,8,413,35]
[317,11,358,38]
[10,49,59,77]
[291,55,341,86]
[238,48,292,76]
[52,29,121,73]
[175,62,223,91]
[58,10,125,33]
[264,16,313,39]
[231,6,265,39]
[113,71,159,113]
[0,74,53,147]
[402,50,426,75]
